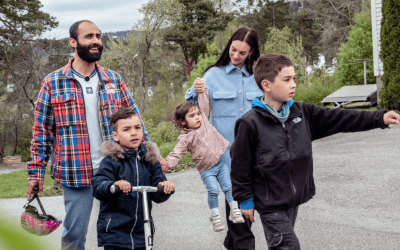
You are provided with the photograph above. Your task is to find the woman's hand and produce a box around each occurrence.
[194,77,205,93]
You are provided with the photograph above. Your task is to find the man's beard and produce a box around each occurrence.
[76,41,103,63]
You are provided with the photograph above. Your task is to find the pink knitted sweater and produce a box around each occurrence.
[165,88,229,173]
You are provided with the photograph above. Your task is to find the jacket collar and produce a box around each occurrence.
[225,61,250,77]
[62,58,111,83]
[122,143,146,159]
[253,98,301,122]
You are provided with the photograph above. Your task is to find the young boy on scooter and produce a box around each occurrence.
[230,53,400,249]
[92,107,175,250]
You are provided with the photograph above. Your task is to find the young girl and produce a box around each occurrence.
[165,81,244,232]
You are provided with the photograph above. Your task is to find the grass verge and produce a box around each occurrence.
[1,141,195,199]
[0,170,61,199]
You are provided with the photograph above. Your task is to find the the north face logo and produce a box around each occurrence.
[293,117,302,123]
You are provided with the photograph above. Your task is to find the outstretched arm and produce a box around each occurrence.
[303,102,396,140]
[164,135,189,171]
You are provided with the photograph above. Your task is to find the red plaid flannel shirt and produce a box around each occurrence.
[27,59,149,187]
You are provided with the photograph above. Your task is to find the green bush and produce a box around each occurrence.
[294,70,339,106]
[334,5,374,87]
[380,0,400,109]
[146,120,181,145]
[15,140,32,162]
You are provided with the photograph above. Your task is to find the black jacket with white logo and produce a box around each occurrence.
[231,101,388,214]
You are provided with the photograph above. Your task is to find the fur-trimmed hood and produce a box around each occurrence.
[101,140,161,165]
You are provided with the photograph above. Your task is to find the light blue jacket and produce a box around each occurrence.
[185,61,264,169]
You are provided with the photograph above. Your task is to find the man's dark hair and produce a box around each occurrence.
[173,102,199,129]
[69,20,94,41]
[110,107,138,132]
[253,53,294,91]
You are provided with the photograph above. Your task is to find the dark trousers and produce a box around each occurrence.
[224,200,256,250]
[260,206,300,250]
[104,246,145,250]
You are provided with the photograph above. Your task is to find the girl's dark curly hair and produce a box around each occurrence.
[173,102,199,129]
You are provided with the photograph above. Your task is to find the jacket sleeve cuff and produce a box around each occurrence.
[185,87,199,104]
[27,171,46,181]
[240,197,255,210]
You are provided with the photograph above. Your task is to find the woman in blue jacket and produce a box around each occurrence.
[185,27,263,250]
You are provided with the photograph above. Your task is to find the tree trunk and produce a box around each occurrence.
[12,125,18,155]
[186,58,195,77]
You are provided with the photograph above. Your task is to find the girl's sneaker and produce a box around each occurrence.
[210,215,224,232]
[229,208,245,223]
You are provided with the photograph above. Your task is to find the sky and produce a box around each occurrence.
[40,0,150,39]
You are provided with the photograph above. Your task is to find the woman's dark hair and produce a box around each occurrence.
[204,27,260,75]
[173,102,199,129]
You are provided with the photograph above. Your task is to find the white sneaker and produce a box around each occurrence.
[210,215,224,232]
[229,208,245,223]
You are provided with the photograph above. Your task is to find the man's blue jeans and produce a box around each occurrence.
[61,185,94,250]
[200,160,233,209]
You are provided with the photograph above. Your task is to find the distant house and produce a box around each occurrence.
[6,84,14,93]
[371,0,384,101]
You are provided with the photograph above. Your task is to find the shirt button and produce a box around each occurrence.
[238,70,242,74]
[239,108,243,112]
[238,90,242,94]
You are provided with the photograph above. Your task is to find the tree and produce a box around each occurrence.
[212,18,242,52]
[0,0,58,45]
[289,2,321,64]
[250,0,291,46]
[312,0,364,64]
[0,0,63,162]
[379,0,400,109]
[100,0,184,112]
[334,6,374,87]
[263,26,308,86]
[187,42,219,87]
[163,0,233,77]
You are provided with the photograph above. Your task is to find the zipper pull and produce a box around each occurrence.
[282,122,287,131]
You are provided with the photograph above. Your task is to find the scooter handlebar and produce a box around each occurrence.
[110,185,169,195]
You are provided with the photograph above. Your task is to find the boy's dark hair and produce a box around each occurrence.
[110,107,138,132]
[205,27,260,75]
[69,20,94,41]
[173,102,199,129]
[253,53,294,91]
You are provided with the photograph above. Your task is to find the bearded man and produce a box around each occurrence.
[26,20,157,250]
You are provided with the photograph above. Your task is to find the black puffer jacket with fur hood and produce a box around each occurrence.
[92,140,170,249]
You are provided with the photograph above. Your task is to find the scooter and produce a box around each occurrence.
[110,185,171,250]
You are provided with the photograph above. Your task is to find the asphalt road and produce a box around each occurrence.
[1,125,399,249]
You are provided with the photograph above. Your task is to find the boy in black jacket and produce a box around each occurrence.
[92,107,175,250]
[230,53,400,249]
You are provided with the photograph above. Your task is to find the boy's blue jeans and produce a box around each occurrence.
[61,185,94,250]
[200,159,233,209]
